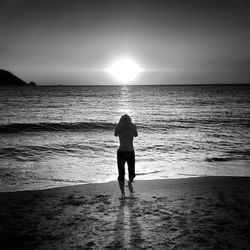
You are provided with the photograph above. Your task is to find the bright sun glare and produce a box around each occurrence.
[106,57,142,83]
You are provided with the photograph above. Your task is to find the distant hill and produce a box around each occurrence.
[0,70,36,86]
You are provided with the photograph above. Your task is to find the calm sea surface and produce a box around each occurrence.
[0,85,249,192]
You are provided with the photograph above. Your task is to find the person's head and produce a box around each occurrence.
[119,114,132,129]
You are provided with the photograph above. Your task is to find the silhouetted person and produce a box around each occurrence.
[115,114,138,198]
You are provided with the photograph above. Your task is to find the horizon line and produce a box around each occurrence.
[25,82,250,86]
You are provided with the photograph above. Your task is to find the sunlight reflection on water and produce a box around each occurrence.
[117,86,132,115]
[0,85,249,191]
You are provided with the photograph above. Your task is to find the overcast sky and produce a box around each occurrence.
[1,0,249,85]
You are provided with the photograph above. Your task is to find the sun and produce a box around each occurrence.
[106,57,142,83]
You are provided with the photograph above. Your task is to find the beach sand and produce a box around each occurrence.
[0,177,250,249]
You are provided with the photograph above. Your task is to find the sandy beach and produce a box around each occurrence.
[0,177,250,250]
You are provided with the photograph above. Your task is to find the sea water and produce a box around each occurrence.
[0,85,249,191]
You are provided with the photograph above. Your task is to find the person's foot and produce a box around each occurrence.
[128,180,134,193]
[119,193,126,199]
[118,181,125,197]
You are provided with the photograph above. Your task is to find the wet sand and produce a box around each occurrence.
[0,177,250,249]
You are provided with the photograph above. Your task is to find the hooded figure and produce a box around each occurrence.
[115,114,138,198]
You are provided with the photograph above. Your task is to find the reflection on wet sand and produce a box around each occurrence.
[113,194,143,249]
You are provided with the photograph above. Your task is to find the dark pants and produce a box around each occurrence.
[117,150,136,182]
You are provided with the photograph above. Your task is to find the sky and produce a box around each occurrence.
[1,0,249,85]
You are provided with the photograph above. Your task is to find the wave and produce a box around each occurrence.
[0,143,106,160]
[0,122,116,133]
[0,116,249,134]
[226,149,250,156]
[205,150,250,162]
[0,121,187,134]
[136,170,162,176]
[205,156,247,162]
[205,157,233,162]
[49,178,88,184]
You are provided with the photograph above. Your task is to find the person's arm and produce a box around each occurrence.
[114,124,120,136]
[132,124,138,137]
[115,116,124,136]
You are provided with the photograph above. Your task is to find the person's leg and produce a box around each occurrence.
[117,150,126,197]
[127,151,135,193]
[127,151,135,182]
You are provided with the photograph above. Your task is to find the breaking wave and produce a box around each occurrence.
[0,122,116,133]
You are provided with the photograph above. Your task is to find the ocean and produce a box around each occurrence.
[0,84,249,192]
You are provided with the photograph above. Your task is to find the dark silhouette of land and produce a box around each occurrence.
[0,69,36,86]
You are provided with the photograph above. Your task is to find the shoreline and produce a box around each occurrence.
[1,176,250,249]
[0,175,204,193]
[1,174,249,194]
